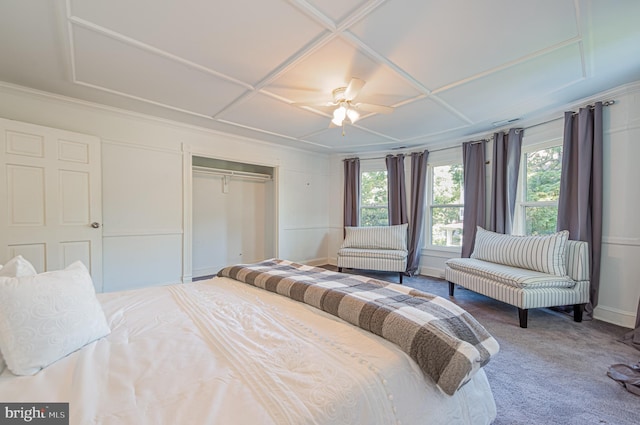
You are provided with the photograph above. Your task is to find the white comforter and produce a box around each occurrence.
[0,277,496,424]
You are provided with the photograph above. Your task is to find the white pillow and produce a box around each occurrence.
[0,255,38,373]
[0,261,110,375]
[471,226,569,276]
[0,255,37,277]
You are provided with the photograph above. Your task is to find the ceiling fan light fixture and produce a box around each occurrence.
[332,105,347,125]
[346,107,359,123]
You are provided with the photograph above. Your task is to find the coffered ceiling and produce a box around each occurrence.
[0,0,639,153]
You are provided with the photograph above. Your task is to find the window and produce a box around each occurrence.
[360,170,388,226]
[430,164,464,247]
[518,145,562,235]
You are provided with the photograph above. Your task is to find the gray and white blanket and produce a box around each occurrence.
[217,259,499,395]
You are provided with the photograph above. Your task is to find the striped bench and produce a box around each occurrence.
[445,227,590,328]
[337,224,408,283]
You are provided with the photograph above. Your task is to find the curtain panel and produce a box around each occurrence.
[489,128,523,234]
[343,158,360,231]
[557,102,603,318]
[385,154,408,225]
[461,141,487,258]
[406,151,429,275]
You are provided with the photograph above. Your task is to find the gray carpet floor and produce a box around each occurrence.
[330,268,640,425]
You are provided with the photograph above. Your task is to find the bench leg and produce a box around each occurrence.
[338,267,342,273]
[518,308,528,328]
[399,272,403,284]
[448,282,455,297]
[573,304,585,322]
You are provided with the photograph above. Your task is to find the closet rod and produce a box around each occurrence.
[192,166,272,181]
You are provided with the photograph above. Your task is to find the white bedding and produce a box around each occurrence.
[0,277,496,424]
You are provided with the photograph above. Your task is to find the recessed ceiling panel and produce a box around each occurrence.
[265,37,421,106]
[69,0,327,85]
[0,0,67,88]
[349,0,578,90]
[72,26,248,117]
[218,93,329,138]
[305,125,397,151]
[360,97,470,140]
[437,44,585,123]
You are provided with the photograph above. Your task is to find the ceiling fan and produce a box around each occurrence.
[298,78,394,134]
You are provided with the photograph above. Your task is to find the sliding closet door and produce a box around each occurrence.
[0,118,103,290]
[192,170,270,278]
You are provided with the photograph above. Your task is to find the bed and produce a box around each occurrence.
[0,258,498,425]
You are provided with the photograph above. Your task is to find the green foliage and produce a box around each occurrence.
[361,207,388,227]
[526,206,559,235]
[433,165,463,205]
[360,171,388,226]
[524,146,563,235]
[526,146,562,202]
[431,165,464,246]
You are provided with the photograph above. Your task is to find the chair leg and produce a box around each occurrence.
[448,282,455,296]
[518,308,528,328]
[399,272,403,284]
[573,304,585,322]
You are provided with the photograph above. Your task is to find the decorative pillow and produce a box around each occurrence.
[341,224,408,251]
[0,261,111,375]
[470,226,569,276]
[0,255,38,374]
[0,255,37,277]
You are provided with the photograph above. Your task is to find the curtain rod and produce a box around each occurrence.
[345,100,615,160]
[347,151,427,162]
[423,100,616,155]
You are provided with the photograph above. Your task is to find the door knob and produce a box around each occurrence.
[91,222,101,228]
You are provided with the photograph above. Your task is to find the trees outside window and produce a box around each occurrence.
[519,145,562,235]
[360,170,388,226]
[430,164,464,246]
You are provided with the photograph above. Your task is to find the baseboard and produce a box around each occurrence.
[593,305,636,329]
[419,266,445,279]
[298,257,329,267]
[192,265,224,279]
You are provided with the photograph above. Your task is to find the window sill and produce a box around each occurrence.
[421,245,462,257]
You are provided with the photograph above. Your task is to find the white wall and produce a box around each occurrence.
[192,171,271,278]
[328,81,640,328]
[0,83,331,292]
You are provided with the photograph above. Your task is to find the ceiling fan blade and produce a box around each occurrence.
[344,78,366,101]
[354,102,394,114]
[294,101,335,108]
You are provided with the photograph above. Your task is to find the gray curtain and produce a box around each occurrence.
[406,150,429,275]
[489,129,523,234]
[343,158,360,230]
[461,141,487,258]
[385,154,408,225]
[557,102,603,317]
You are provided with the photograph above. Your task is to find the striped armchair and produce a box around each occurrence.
[337,224,408,283]
[445,227,590,328]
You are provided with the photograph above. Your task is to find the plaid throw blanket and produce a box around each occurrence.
[217,259,499,395]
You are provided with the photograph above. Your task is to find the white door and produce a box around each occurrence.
[0,118,103,291]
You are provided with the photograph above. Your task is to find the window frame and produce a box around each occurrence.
[359,162,389,227]
[426,156,465,252]
[513,139,563,236]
